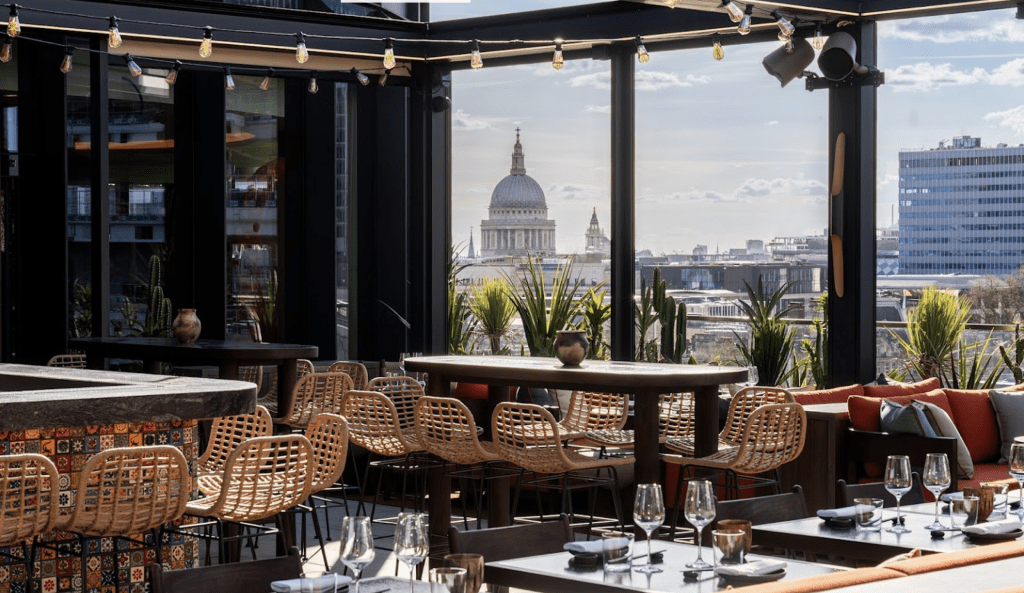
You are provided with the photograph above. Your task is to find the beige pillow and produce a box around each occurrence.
[913,400,974,479]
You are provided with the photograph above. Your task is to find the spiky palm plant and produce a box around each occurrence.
[447,245,476,355]
[733,277,796,386]
[470,277,516,354]
[505,255,584,357]
[577,287,610,360]
[891,287,970,385]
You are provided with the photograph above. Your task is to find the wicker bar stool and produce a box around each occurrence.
[239,365,264,393]
[579,391,695,453]
[664,386,794,456]
[368,375,424,444]
[0,453,61,578]
[45,353,86,368]
[258,359,315,416]
[326,361,369,391]
[274,372,353,430]
[197,405,274,492]
[54,446,190,587]
[297,413,350,565]
[492,402,631,534]
[557,391,629,441]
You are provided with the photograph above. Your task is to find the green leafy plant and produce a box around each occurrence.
[118,255,172,338]
[70,280,92,338]
[999,324,1024,384]
[248,269,280,342]
[891,287,970,385]
[447,245,476,355]
[506,255,585,357]
[635,273,658,362]
[577,287,610,360]
[733,278,796,386]
[634,268,687,363]
[470,277,516,354]
[799,293,829,389]
[950,331,1003,390]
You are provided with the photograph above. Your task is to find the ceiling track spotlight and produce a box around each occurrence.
[771,9,795,40]
[295,32,309,64]
[712,33,724,61]
[721,0,744,23]
[552,41,564,70]
[738,5,753,35]
[350,67,369,85]
[762,36,814,88]
[108,16,122,49]
[383,38,396,69]
[470,39,483,69]
[635,35,650,63]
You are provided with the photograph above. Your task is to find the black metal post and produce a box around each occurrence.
[89,40,110,339]
[610,45,635,362]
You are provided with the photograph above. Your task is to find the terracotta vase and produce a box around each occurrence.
[553,330,589,366]
[172,309,202,345]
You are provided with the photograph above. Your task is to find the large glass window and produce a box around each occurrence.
[66,50,93,337]
[0,42,15,354]
[226,75,285,342]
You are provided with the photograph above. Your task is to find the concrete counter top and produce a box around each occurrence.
[0,363,256,430]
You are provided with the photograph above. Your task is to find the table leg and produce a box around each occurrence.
[632,388,661,487]
[427,460,452,562]
[277,360,297,417]
[143,360,162,375]
[693,385,721,458]
[486,385,512,528]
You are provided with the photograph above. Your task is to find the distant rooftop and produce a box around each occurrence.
[901,135,1024,152]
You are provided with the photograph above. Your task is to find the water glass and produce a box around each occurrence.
[712,529,746,565]
[443,554,483,593]
[395,512,428,593]
[716,520,752,555]
[430,567,467,593]
[683,479,716,569]
[341,516,375,593]
[923,453,951,530]
[601,531,634,572]
[853,498,884,532]
[951,495,979,529]
[1009,442,1024,519]
[884,455,912,533]
[632,483,665,574]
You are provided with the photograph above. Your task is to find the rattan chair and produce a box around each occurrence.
[368,375,425,443]
[326,360,369,391]
[258,359,315,416]
[492,402,631,532]
[197,405,274,493]
[665,402,807,509]
[0,453,61,575]
[56,446,190,587]
[664,386,794,456]
[290,413,351,565]
[45,353,86,368]
[274,371,353,429]
[182,434,314,563]
[579,391,695,451]
[239,365,264,394]
[557,391,629,441]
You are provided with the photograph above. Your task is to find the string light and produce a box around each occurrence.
[224,66,235,90]
[712,34,724,61]
[811,24,826,50]
[635,36,650,63]
[108,16,122,49]
[124,53,141,77]
[350,67,368,85]
[59,45,72,74]
[785,37,795,53]
[308,75,318,94]
[259,67,274,91]
[295,32,308,64]
[552,41,564,70]
[165,59,181,85]
[7,5,18,38]
[738,5,752,35]
[379,68,390,86]
[199,26,213,58]
[721,1,744,23]
[470,39,482,69]
[0,34,11,63]
[383,38,396,69]
[771,9,795,40]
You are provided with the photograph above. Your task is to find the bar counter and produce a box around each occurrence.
[0,363,257,593]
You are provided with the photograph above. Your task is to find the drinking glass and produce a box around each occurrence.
[430,567,467,593]
[443,554,483,593]
[951,495,979,529]
[633,483,665,574]
[1010,442,1024,520]
[341,516,376,593]
[746,366,759,387]
[884,455,912,534]
[923,453,951,530]
[395,512,428,593]
[683,480,716,569]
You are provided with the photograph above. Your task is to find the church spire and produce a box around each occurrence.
[510,127,526,175]
[468,226,475,259]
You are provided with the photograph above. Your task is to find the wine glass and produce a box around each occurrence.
[341,516,376,593]
[633,483,665,574]
[922,453,951,530]
[746,365,759,387]
[1010,442,1024,519]
[885,455,912,534]
[683,480,716,569]
[394,512,428,593]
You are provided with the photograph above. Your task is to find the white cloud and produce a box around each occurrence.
[532,59,605,77]
[990,58,1024,86]
[585,104,610,114]
[452,109,494,130]
[569,70,709,91]
[765,121,779,126]
[880,13,1024,44]
[886,62,989,92]
[547,183,607,202]
[647,177,826,205]
[984,105,1024,139]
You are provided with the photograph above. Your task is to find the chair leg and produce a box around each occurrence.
[669,465,687,539]
[607,466,625,532]
[510,468,526,520]
[309,502,330,568]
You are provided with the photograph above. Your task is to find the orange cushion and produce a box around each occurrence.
[944,389,1001,463]
[957,463,1022,491]
[848,387,953,433]
[863,377,941,399]
[736,567,904,593]
[793,384,864,406]
[884,540,1024,575]
[453,382,489,400]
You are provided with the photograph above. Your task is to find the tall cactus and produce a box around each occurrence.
[142,255,172,337]
[652,268,687,363]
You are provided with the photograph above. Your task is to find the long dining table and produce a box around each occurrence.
[403,355,746,558]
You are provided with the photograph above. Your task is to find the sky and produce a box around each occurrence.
[431,2,1024,256]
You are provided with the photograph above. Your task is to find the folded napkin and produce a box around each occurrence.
[817,506,858,519]
[715,560,787,577]
[962,517,1022,536]
[564,540,604,554]
[270,575,352,593]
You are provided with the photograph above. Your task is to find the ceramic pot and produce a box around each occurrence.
[553,330,589,366]
[172,309,202,345]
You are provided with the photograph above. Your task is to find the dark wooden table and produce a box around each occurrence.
[69,337,318,415]
[485,541,845,593]
[403,355,746,558]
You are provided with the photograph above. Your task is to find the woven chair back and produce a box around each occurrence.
[208,435,313,522]
[261,359,315,413]
[559,391,629,435]
[368,376,425,434]
[198,405,274,483]
[59,445,190,536]
[720,386,794,446]
[306,413,350,492]
[342,390,421,457]
[0,453,61,546]
[279,372,353,429]
[326,361,369,391]
[239,365,264,392]
[415,396,492,465]
[492,402,572,474]
[730,403,807,474]
[659,392,695,440]
[46,353,86,368]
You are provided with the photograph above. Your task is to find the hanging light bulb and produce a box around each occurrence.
[811,24,826,50]
[552,41,564,70]
[308,76,318,94]
[470,39,483,70]
[7,5,19,38]
[383,38,396,70]
[635,36,650,63]
[0,35,12,64]
[721,0,744,23]
[771,9,795,40]
[785,37,795,53]
[199,26,213,58]
[224,67,235,91]
[664,0,680,6]
[165,60,181,85]
[350,67,369,86]
[124,53,141,77]
[378,68,391,86]
[712,34,725,61]
[738,5,752,35]
[59,46,73,74]
[259,68,274,91]
[295,32,309,64]
[108,16,122,49]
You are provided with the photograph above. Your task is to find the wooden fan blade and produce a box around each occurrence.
[831,132,846,198]
[831,233,845,298]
